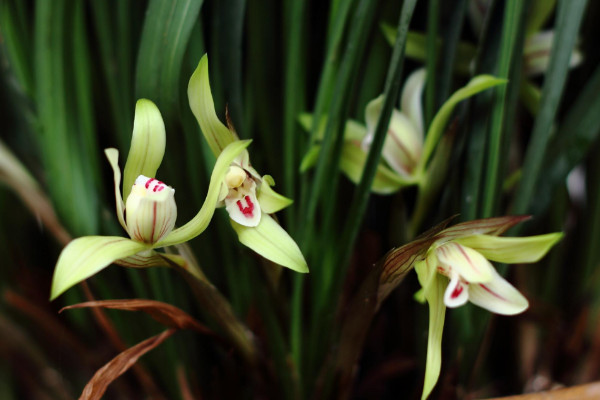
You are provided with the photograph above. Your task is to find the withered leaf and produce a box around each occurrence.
[80,329,175,400]
[61,299,212,335]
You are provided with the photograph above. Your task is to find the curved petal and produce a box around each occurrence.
[435,242,494,283]
[443,273,469,308]
[401,68,426,137]
[453,232,563,264]
[122,99,166,200]
[188,54,236,157]
[104,149,127,231]
[50,236,149,300]
[365,96,422,176]
[339,141,417,195]
[258,175,293,213]
[468,269,529,315]
[156,140,251,247]
[230,214,308,273]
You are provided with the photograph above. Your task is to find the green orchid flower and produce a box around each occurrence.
[187,54,308,273]
[50,99,252,300]
[411,216,562,400]
[300,70,504,195]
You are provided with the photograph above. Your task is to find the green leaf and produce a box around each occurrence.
[512,0,588,216]
[419,75,506,171]
[188,54,236,157]
[51,236,149,300]
[122,99,166,200]
[258,175,293,214]
[135,0,204,120]
[454,232,563,264]
[156,140,251,247]
[231,214,308,273]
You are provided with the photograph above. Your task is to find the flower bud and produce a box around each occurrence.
[125,175,177,244]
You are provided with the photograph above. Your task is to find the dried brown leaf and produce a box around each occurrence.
[61,299,212,335]
[80,329,175,400]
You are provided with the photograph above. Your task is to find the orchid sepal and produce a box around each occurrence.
[257,175,293,214]
[50,236,150,300]
[415,258,446,400]
[188,54,236,157]
[231,214,308,273]
[453,232,563,264]
[122,99,166,200]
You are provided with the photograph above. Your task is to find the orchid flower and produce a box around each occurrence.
[411,217,562,399]
[50,99,253,300]
[300,70,504,195]
[187,54,308,273]
[469,0,582,77]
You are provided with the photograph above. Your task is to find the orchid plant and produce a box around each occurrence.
[410,217,562,399]
[299,69,504,235]
[51,93,307,301]
[187,54,307,273]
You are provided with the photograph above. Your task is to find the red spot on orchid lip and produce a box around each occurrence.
[236,196,255,217]
[145,178,155,189]
[451,284,464,299]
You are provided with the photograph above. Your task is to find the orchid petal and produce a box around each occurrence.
[435,242,494,283]
[231,214,308,273]
[125,176,177,244]
[401,68,426,136]
[468,269,529,315]
[420,75,506,171]
[258,175,293,213]
[188,54,236,157]
[104,149,127,231]
[156,140,251,247]
[415,262,447,400]
[51,236,149,300]
[443,273,469,308]
[339,141,417,194]
[365,96,422,176]
[122,99,166,200]
[454,232,563,264]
